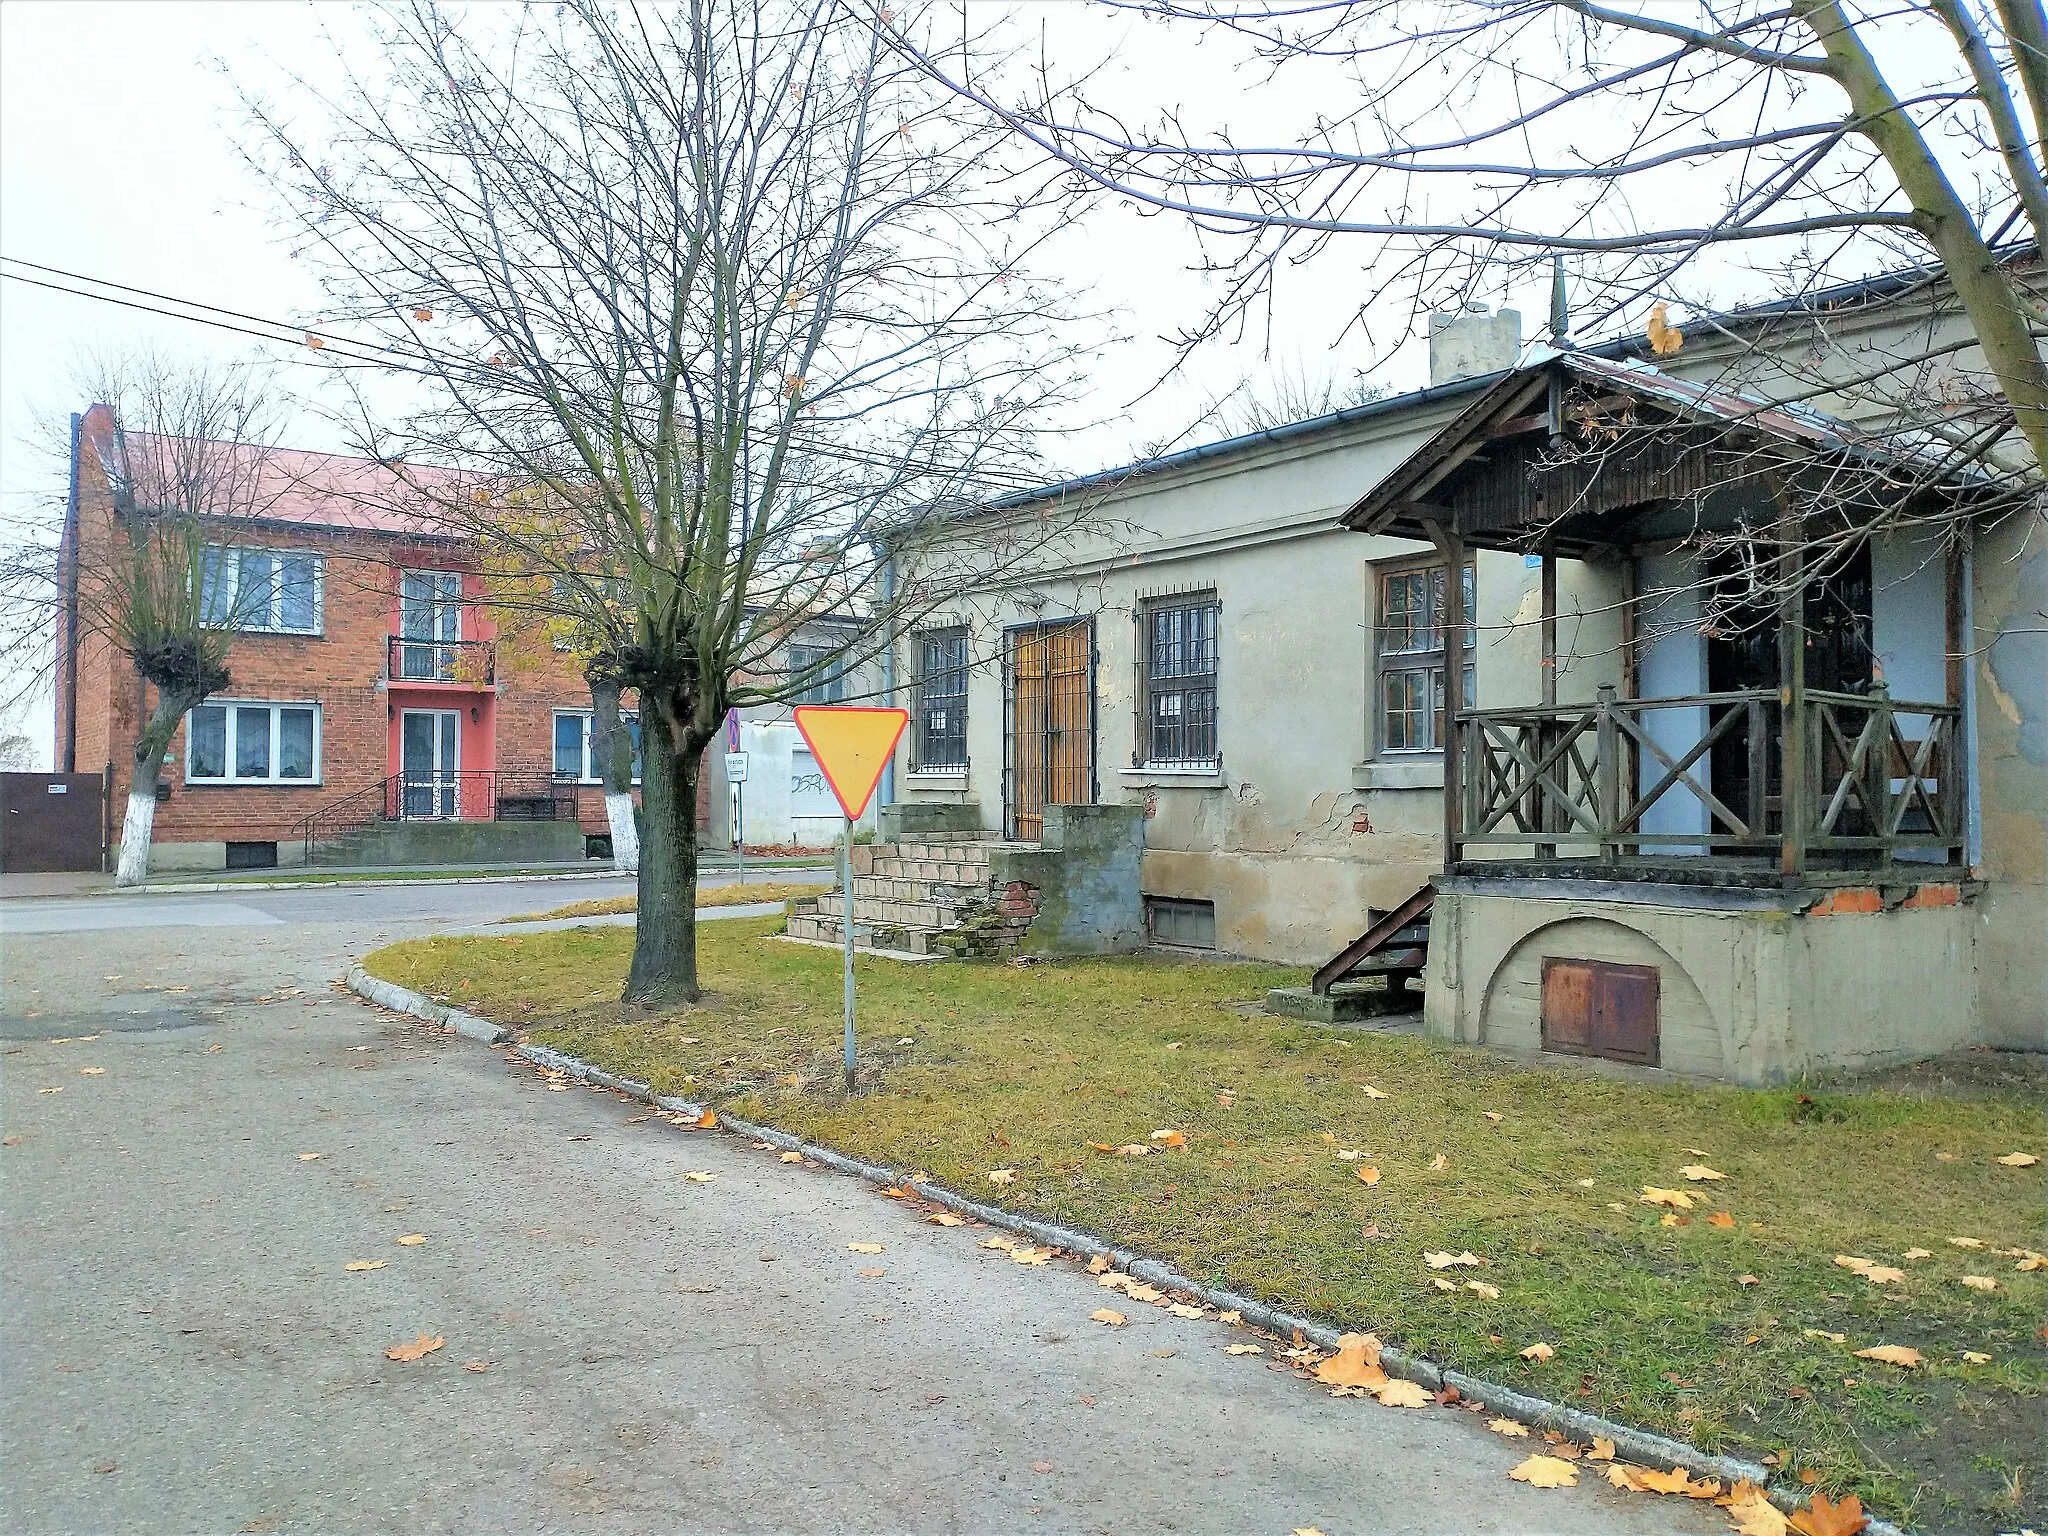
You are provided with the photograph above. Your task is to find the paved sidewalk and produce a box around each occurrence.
[0,883,1727,1535]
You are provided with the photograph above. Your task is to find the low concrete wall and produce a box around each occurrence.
[1427,877,1979,1085]
[879,800,987,842]
[990,804,1146,955]
[318,820,587,867]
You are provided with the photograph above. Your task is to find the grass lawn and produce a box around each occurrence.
[364,918,2046,1533]
[504,881,831,922]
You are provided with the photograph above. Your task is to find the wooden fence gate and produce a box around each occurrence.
[1004,619,1095,842]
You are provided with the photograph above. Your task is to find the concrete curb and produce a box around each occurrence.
[343,963,1906,1536]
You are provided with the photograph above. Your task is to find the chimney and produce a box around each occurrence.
[1428,302,1522,387]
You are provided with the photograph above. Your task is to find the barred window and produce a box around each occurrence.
[1140,595,1218,765]
[915,628,969,769]
[1376,560,1474,752]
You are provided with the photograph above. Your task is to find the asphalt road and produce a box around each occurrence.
[0,879,1729,1535]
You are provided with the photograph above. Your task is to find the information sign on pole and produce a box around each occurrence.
[792,706,909,1091]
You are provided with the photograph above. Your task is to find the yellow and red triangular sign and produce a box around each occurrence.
[792,706,908,821]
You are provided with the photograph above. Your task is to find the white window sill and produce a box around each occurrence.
[1118,765,1226,788]
[183,779,326,790]
[903,769,969,787]
[1352,758,1445,791]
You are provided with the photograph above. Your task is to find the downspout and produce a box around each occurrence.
[880,547,896,809]
[61,412,81,773]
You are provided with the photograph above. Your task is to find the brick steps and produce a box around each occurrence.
[787,835,1040,958]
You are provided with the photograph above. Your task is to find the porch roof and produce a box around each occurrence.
[1338,349,1993,557]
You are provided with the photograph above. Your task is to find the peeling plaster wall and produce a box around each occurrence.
[1971,514,2048,1049]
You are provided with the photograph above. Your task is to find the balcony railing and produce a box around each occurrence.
[388,634,495,685]
[1452,684,1964,874]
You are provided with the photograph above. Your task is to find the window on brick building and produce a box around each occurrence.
[200,547,322,635]
[186,701,320,785]
[553,710,642,784]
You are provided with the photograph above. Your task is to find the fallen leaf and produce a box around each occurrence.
[1089,1308,1126,1326]
[1218,1310,1242,1324]
[1225,1343,1263,1356]
[1215,1092,1234,1106]
[1902,1247,1932,1260]
[1852,1344,1923,1368]
[1087,1253,1112,1274]
[1708,1211,1736,1229]
[1032,1460,1054,1473]
[983,1236,1017,1251]
[1488,1416,1530,1437]
[848,1243,884,1254]
[1290,1528,1327,1536]
[384,1333,444,1362]
[37,1087,60,1094]
[1788,1490,1869,1535]
[1466,1281,1501,1299]
[1575,1177,1595,1188]
[1508,1454,1578,1488]
[1167,1303,1207,1319]
[1429,1277,1458,1291]
[1360,1223,1387,1240]
[1636,1465,1719,1497]
[1961,1350,1992,1363]
[684,1171,716,1183]
[692,1109,718,1129]
[1356,1165,1382,1186]
[1424,1250,1482,1269]
[2,1137,21,1147]
[1993,1151,2039,1167]
[1682,1146,1711,1157]
[780,1151,803,1164]
[1659,1213,1687,1228]
[1148,1348,1175,1358]
[1428,1152,1449,1171]
[464,1360,491,1373]
[1312,1333,1387,1389]
[1372,1377,1431,1408]
[1960,1274,1998,1292]
[1947,1236,1985,1248]
[344,1260,387,1273]
[1603,1463,1651,1492]
[79,1067,106,1076]
[297,1153,322,1162]
[1803,1329,1846,1344]
[1520,1342,1555,1362]
[1641,1186,1695,1209]
[1679,1164,1727,1181]
[928,1213,966,1227]
[1587,1437,1616,1461]
[1360,1084,1389,1099]
[1482,1111,1503,1123]
[1737,1273,1760,1286]
[1149,1129,1186,1148]
[1723,1480,1791,1536]
[2018,1252,2046,1271]
[395,1234,427,1246]
[987,1169,1017,1184]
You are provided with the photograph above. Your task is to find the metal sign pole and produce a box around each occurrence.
[840,814,856,1092]
[736,782,745,887]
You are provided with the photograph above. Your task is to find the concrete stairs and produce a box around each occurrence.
[786,835,1019,957]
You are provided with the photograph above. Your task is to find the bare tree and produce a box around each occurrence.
[0,353,289,884]
[243,0,1098,1005]
[893,1,2048,501]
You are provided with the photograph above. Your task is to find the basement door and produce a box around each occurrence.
[1004,619,1095,842]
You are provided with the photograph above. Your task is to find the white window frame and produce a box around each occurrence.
[202,546,324,636]
[184,699,323,786]
[552,709,642,785]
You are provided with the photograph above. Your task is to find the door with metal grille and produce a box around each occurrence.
[1005,619,1095,841]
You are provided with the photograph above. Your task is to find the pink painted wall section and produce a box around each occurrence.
[385,691,497,820]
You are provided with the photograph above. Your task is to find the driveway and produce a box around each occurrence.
[0,880,1730,1534]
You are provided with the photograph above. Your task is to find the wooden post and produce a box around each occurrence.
[1425,520,1467,868]
[1596,683,1619,865]
[1776,499,1808,884]
[1536,546,1558,858]
[1619,551,1640,816]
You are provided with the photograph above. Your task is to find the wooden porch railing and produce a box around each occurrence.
[1451,685,1965,872]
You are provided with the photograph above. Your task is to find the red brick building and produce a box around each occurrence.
[53,405,678,873]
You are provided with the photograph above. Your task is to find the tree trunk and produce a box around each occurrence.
[115,685,199,887]
[624,693,708,1006]
[588,676,640,873]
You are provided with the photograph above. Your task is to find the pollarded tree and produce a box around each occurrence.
[243,0,1097,1004]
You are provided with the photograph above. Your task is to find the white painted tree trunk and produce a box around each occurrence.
[114,790,156,887]
[605,790,640,873]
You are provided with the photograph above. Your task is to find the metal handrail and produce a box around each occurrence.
[294,770,581,861]
[386,634,496,685]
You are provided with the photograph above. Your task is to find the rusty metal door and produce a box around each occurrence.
[1541,957,1660,1066]
[1005,619,1095,841]
[1,771,107,873]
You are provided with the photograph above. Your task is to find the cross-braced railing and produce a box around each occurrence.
[1453,685,1964,872]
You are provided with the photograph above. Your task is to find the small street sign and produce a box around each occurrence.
[725,751,749,783]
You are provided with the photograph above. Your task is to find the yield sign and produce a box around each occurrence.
[792,706,908,820]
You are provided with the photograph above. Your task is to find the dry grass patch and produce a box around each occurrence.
[364,918,2046,1533]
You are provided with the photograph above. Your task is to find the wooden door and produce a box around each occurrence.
[1006,620,1094,841]
[1541,957,1660,1066]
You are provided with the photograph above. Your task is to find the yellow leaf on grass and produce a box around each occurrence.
[344,1261,386,1272]
[1834,1256,1904,1284]
[1852,1344,1923,1368]
[1708,1211,1736,1229]
[1679,1165,1726,1181]
[1428,1152,1449,1171]
[384,1333,444,1362]
[684,1171,716,1183]
[1804,1328,1846,1344]
[1424,1250,1483,1269]
[395,1234,427,1246]
[1587,1437,1616,1462]
[1488,1417,1530,1437]
[1429,1277,1458,1291]
[1641,1186,1694,1209]
[1312,1333,1387,1389]
[1361,1084,1389,1099]
[1520,1341,1555,1361]
[1947,1236,1984,1248]
[1482,1111,1503,1123]
[1149,1129,1186,1148]
[1225,1343,1264,1356]
[1902,1247,1932,1260]
[848,1243,884,1254]
[1356,1166,1382,1186]
[1723,1480,1791,1536]
[2018,1253,2046,1271]
[1372,1377,1431,1408]
[987,1169,1017,1184]
[1508,1454,1578,1488]
[1090,1308,1127,1327]
[1962,1350,1992,1363]
[1466,1281,1500,1299]
[1960,1274,1998,1291]
[1993,1151,2039,1167]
